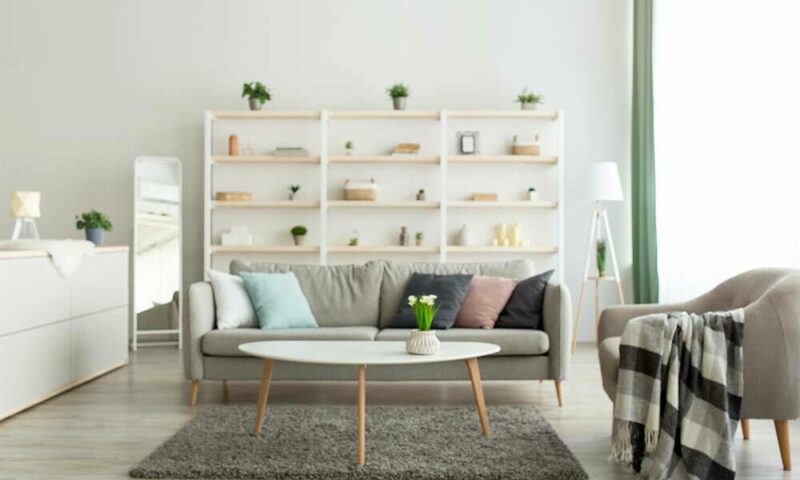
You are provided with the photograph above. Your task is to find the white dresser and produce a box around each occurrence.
[0,246,129,421]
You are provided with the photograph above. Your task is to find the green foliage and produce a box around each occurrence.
[528,187,537,192]
[75,210,113,231]
[415,232,423,240]
[387,83,410,98]
[408,294,438,331]
[241,82,272,102]
[516,88,543,105]
[291,225,307,236]
[345,141,353,149]
[289,184,301,193]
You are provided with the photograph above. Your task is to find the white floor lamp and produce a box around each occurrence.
[572,162,625,353]
[10,191,41,240]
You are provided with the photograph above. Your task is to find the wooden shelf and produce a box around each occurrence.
[328,245,439,254]
[586,276,618,281]
[448,200,558,209]
[211,155,319,164]
[212,201,320,209]
[327,200,440,209]
[447,245,558,254]
[210,245,320,254]
[328,110,440,120]
[447,110,559,120]
[211,111,321,120]
[329,155,439,164]
[449,155,557,164]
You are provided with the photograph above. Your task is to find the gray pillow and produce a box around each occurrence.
[390,273,473,329]
[495,270,554,329]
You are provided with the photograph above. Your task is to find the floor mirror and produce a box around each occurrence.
[132,156,182,350]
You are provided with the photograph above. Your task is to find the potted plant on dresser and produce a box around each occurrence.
[75,210,112,245]
[406,294,440,355]
[242,81,271,111]
[387,83,410,110]
[291,225,307,246]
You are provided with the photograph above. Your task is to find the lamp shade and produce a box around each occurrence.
[586,162,623,202]
[11,191,41,218]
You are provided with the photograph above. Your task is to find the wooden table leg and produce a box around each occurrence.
[358,364,366,466]
[466,358,490,437]
[254,359,274,433]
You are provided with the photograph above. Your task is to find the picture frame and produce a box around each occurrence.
[457,131,479,155]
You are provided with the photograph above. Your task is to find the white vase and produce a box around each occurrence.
[406,329,440,355]
[458,224,475,246]
[528,190,539,201]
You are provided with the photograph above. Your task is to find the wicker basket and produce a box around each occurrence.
[344,179,378,201]
[512,134,541,156]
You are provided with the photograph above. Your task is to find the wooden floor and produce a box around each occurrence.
[0,345,797,479]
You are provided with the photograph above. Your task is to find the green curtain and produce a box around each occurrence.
[632,0,659,303]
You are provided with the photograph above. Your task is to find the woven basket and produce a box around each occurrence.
[344,179,378,201]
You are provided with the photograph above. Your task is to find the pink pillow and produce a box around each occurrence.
[454,276,516,329]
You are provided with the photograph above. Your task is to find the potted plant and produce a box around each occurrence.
[345,141,354,156]
[387,83,409,110]
[348,230,359,246]
[416,188,426,201]
[242,81,271,111]
[528,187,539,201]
[596,239,608,277]
[405,294,440,355]
[515,88,544,110]
[415,232,424,246]
[288,184,300,201]
[291,225,307,246]
[75,210,113,246]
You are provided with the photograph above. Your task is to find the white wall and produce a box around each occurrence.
[0,0,631,343]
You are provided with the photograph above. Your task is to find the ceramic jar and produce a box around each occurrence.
[406,329,440,355]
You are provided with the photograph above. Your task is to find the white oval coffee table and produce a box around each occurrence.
[238,340,500,466]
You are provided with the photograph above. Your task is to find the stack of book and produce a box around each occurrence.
[390,143,420,157]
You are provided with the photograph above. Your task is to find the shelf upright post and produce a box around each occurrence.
[439,110,448,263]
[556,110,566,278]
[320,110,329,265]
[203,110,213,275]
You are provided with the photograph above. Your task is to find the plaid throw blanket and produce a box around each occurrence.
[610,309,745,480]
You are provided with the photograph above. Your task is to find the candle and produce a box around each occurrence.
[511,223,522,247]
[496,223,507,245]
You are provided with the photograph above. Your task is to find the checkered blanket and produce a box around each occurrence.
[610,309,745,480]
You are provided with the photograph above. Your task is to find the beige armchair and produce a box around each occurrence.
[596,268,800,471]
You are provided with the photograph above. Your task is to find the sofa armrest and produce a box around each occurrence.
[182,281,215,380]
[543,282,572,380]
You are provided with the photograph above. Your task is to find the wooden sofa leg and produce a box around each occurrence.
[189,380,200,407]
[775,420,791,471]
[741,418,750,440]
[554,380,564,407]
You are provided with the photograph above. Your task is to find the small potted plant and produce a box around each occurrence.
[242,81,271,111]
[348,230,359,246]
[528,187,539,201]
[75,210,113,246]
[515,88,544,110]
[291,225,307,246]
[288,184,301,201]
[416,188,426,201]
[405,294,440,355]
[415,232,424,246]
[345,141,354,156]
[387,83,409,110]
[596,239,608,277]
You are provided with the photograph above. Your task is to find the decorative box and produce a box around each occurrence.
[344,179,378,201]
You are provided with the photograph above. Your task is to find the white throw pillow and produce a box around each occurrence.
[207,269,257,329]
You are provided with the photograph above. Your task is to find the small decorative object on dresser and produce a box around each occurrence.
[75,209,112,246]
[221,225,253,246]
[290,225,307,246]
[344,178,378,201]
[512,134,541,155]
[242,81,271,111]
[288,184,300,201]
[515,88,543,110]
[228,134,240,156]
[344,140,354,156]
[457,131,479,154]
[215,191,252,202]
[405,294,441,355]
[387,83,409,110]
[10,191,41,240]
[416,188,426,201]
[528,187,539,201]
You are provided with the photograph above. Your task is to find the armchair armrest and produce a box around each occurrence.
[182,281,216,380]
[543,282,572,380]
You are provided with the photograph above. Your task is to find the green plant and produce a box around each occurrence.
[289,184,301,194]
[387,83,409,99]
[75,210,113,231]
[241,82,272,103]
[418,188,425,194]
[516,88,543,105]
[345,141,353,149]
[407,294,439,331]
[291,225,307,236]
[596,240,608,276]
[415,232,423,240]
[528,187,537,192]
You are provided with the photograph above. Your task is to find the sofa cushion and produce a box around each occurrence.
[496,270,554,329]
[390,273,473,329]
[202,327,380,357]
[598,336,621,399]
[207,269,257,329]
[230,260,382,328]
[455,276,517,329]
[377,259,536,328]
[375,328,549,356]
[240,272,318,330]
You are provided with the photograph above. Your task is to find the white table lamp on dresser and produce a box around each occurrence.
[10,191,41,240]
[572,162,625,352]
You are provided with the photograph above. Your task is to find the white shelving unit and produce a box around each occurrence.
[204,109,564,276]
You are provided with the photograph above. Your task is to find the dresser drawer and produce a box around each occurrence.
[70,306,128,380]
[69,252,129,317]
[0,256,69,337]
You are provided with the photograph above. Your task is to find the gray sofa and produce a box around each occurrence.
[184,259,572,407]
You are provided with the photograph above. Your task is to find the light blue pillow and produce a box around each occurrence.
[240,272,318,330]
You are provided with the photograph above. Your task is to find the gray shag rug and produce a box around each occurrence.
[130,405,588,480]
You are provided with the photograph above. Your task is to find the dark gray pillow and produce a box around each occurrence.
[495,270,554,329]
[390,273,473,329]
